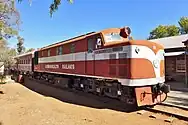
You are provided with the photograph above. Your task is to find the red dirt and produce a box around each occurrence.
[0,80,187,125]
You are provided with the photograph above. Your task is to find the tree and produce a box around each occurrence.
[0,48,17,68]
[17,36,24,54]
[178,17,188,34]
[0,0,24,57]
[0,38,8,48]
[167,25,180,36]
[17,0,73,17]
[0,40,17,68]
[49,0,73,17]
[26,48,35,52]
[0,0,20,40]
[148,25,180,40]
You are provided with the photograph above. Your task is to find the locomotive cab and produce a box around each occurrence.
[100,27,133,46]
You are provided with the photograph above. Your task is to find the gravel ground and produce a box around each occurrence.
[0,79,187,125]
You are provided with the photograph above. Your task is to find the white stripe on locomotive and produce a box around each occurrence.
[37,44,165,86]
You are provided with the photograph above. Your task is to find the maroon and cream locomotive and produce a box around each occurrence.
[12,27,170,107]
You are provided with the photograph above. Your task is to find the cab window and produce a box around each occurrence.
[87,38,94,53]
[104,32,122,43]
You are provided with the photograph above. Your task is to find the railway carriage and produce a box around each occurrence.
[13,27,170,107]
[13,51,34,81]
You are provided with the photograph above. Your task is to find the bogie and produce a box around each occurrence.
[27,72,138,106]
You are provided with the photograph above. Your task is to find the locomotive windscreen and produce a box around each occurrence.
[104,33,123,43]
[102,27,132,43]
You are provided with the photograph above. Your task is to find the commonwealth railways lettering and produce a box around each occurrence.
[45,64,59,69]
[44,64,75,70]
[62,64,75,69]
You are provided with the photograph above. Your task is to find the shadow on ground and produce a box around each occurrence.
[20,77,141,113]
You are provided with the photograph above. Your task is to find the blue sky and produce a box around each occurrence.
[8,0,188,49]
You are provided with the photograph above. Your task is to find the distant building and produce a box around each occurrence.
[150,34,188,82]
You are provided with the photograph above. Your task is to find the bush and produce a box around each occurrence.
[0,74,6,84]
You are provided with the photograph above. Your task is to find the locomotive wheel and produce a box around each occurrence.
[96,87,105,97]
[83,85,89,93]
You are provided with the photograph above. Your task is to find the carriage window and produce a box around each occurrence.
[56,47,58,55]
[48,49,51,56]
[59,46,62,54]
[70,44,75,53]
[104,32,122,42]
[56,46,63,55]
[88,38,94,53]
[41,51,44,57]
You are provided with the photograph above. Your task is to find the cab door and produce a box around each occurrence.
[86,38,95,75]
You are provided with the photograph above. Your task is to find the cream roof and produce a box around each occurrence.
[149,34,188,49]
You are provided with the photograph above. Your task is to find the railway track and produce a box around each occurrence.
[139,103,188,122]
[24,77,188,122]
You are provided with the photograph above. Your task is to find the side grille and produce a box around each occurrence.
[118,65,127,77]
[119,53,127,64]
[109,53,128,77]
[109,53,116,64]
[109,65,117,76]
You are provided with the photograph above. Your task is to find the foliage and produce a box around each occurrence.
[0,47,17,68]
[26,48,35,52]
[0,0,24,58]
[167,25,180,36]
[0,38,17,68]
[17,0,73,17]
[17,35,24,54]
[0,38,8,48]
[0,74,6,84]
[49,0,73,17]
[148,25,180,40]
[178,17,188,34]
[0,0,20,40]
[148,16,188,39]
